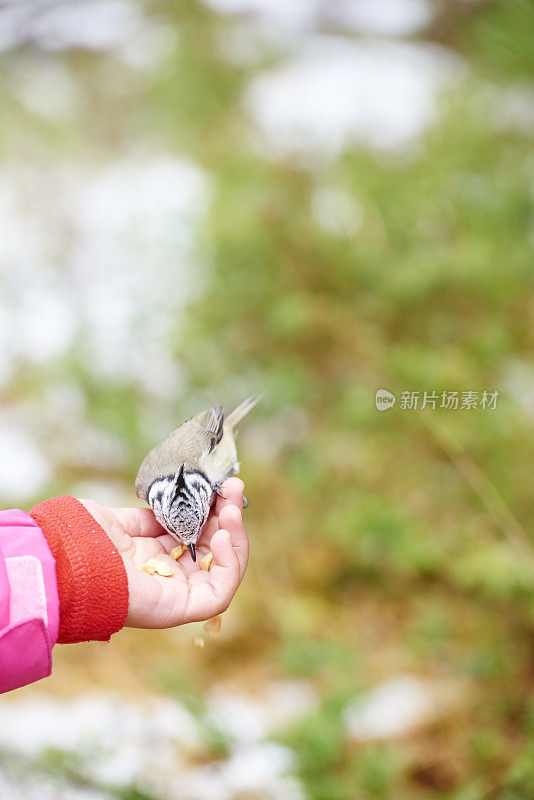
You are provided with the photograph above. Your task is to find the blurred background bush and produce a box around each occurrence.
[0,1,534,798]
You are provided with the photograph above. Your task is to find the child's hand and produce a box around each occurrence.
[79,478,249,629]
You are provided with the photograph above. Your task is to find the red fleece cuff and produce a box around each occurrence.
[30,496,129,644]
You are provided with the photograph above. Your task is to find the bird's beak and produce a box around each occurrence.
[188,543,196,562]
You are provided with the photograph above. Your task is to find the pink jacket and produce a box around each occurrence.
[0,509,59,693]
[0,497,129,694]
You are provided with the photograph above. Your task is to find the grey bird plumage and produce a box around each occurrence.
[135,395,260,561]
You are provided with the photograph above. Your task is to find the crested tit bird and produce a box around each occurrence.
[135,395,260,561]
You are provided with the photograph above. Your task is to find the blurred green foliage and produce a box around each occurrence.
[167,1,534,796]
[1,0,534,797]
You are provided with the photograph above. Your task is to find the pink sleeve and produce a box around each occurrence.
[0,509,60,693]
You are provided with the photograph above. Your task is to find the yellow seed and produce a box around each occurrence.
[170,545,186,560]
[192,637,205,649]
[141,558,174,577]
[199,551,214,571]
[203,615,222,635]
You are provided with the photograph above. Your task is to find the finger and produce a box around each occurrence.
[208,527,241,609]
[214,477,245,515]
[179,529,241,623]
[218,504,249,581]
[112,507,166,538]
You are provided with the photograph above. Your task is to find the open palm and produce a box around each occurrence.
[79,478,248,628]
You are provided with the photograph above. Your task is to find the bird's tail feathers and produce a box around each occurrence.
[225,394,261,429]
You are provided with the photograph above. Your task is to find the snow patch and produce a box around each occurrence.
[0,157,208,394]
[203,0,435,37]
[344,674,463,740]
[0,414,50,500]
[0,0,175,66]
[207,680,317,743]
[246,37,463,159]
[0,685,313,800]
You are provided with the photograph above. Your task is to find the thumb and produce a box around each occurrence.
[209,528,235,569]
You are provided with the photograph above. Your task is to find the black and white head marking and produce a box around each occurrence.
[148,464,213,545]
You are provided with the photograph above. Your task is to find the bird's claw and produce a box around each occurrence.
[214,481,248,508]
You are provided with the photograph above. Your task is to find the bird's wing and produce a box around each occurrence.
[135,418,214,500]
[190,405,224,451]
